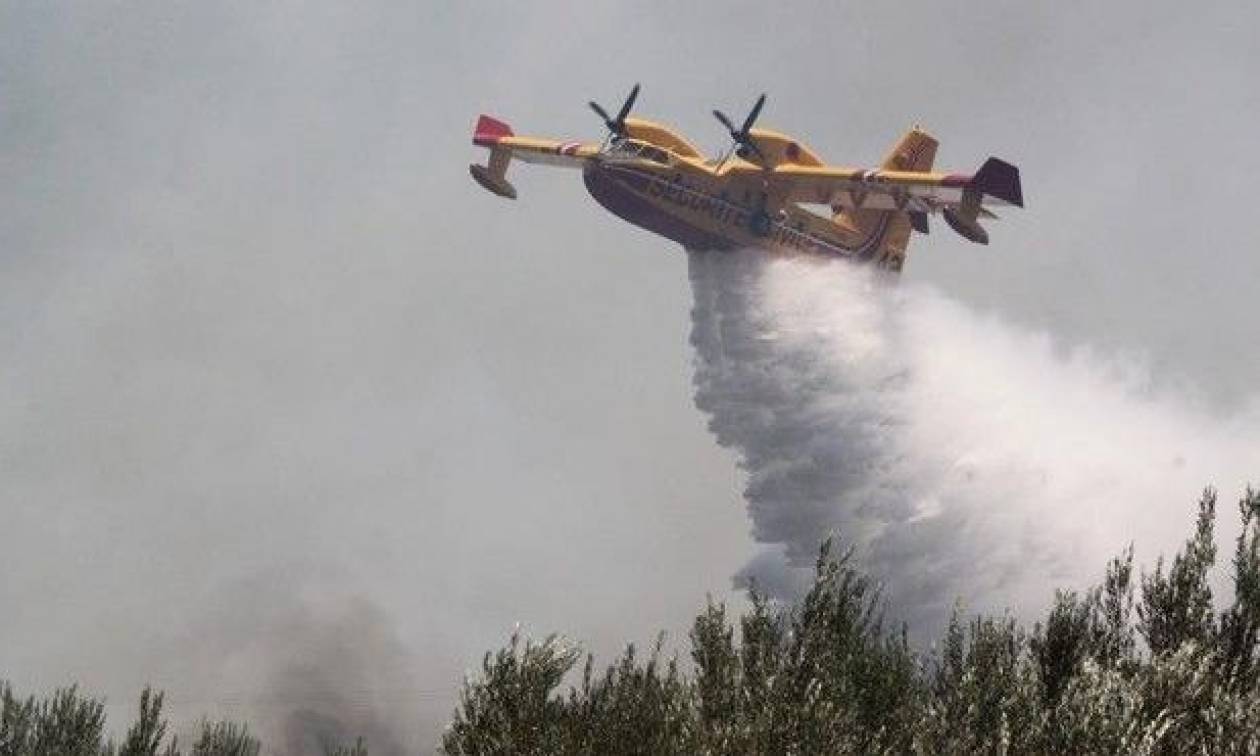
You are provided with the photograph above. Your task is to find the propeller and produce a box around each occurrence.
[589,83,640,139]
[713,93,767,162]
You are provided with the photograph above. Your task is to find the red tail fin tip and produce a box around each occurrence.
[473,115,514,147]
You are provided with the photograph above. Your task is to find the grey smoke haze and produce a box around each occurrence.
[142,568,415,756]
[2,1,1259,752]
[689,250,1259,634]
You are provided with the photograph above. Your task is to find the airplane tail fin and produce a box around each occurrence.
[469,115,518,199]
[942,157,1023,245]
[833,126,938,271]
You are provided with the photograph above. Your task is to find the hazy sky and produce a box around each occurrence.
[3,2,1258,752]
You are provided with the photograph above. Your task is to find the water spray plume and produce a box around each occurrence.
[688,249,1260,634]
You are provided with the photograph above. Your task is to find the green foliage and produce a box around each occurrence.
[1,681,37,755]
[0,684,106,756]
[117,687,168,756]
[1094,544,1138,668]
[443,485,1260,755]
[1138,488,1219,655]
[187,721,259,756]
[7,485,1260,754]
[922,612,1044,752]
[324,736,369,756]
[0,683,333,756]
[1032,546,1138,712]
[439,544,928,755]
[565,637,694,754]
[1218,486,1260,690]
[440,630,580,755]
[1032,590,1092,706]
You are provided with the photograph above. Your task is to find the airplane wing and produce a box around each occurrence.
[470,115,599,199]
[771,157,1023,243]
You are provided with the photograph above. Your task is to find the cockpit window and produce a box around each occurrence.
[603,141,636,160]
[640,145,670,165]
[603,140,672,166]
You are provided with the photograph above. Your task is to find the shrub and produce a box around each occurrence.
[443,486,1260,755]
[0,682,359,756]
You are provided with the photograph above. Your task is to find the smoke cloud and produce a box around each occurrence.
[689,248,1260,633]
[142,572,419,755]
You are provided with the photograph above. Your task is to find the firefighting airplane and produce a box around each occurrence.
[469,85,1023,272]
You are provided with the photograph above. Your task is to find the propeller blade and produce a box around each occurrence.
[712,109,737,136]
[615,83,640,125]
[716,95,770,164]
[589,100,612,126]
[740,93,766,135]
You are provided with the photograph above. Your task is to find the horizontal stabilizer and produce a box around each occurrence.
[470,162,516,199]
[943,207,988,244]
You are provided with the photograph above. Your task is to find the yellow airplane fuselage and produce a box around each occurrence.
[582,145,892,261]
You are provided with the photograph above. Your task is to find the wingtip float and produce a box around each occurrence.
[469,86,1023,272]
